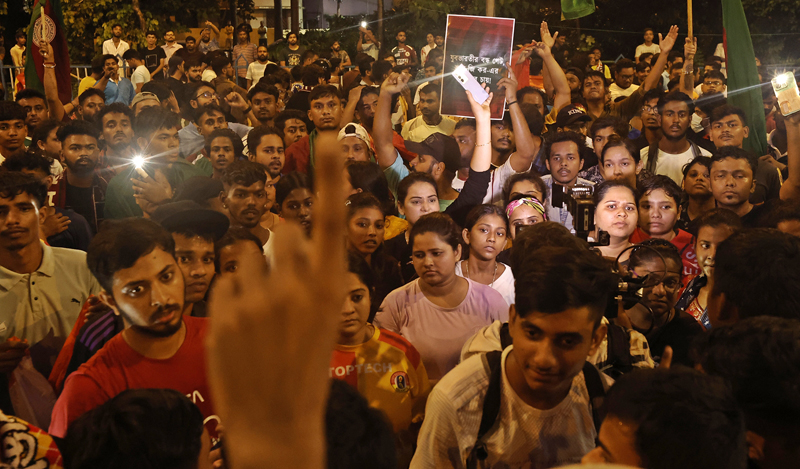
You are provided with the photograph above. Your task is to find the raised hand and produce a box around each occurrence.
[684,36,697,60]
[659,25,680,53]
[132,167,172,206]
[497,64,519,103]
[381,71,410,95]
[206,130,346,469]
[465,84,494,120]
[540,21,559,49]
[516,42,535,65]
[531,39,552,59]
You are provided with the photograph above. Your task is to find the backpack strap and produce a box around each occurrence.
[582,362,607,434]
[466,351,504,469]
[499,322,513,350]
[645,140,660,174]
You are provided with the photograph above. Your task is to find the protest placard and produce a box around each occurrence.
[440,15,515,119]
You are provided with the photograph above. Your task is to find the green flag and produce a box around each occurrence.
[561,0,595,20]
[722,0,767,155]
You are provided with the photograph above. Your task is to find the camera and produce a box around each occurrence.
[551,183,609,246]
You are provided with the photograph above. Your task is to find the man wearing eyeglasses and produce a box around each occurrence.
[625,240,703,367]
[631,89,664,152]
[179,82,252,158]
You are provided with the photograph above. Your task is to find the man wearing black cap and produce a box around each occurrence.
[56,201,229,387]
[555,104,592,136]
[405,132,462,209]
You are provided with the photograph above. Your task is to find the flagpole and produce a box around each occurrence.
[687,0,693,38]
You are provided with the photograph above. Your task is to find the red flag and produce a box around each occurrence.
[24,0,72,104]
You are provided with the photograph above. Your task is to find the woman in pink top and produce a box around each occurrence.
[374,212,509,382]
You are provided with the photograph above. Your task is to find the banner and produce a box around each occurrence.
[722,0,767,155]
[25,0,72,104]
[440,15,515,120]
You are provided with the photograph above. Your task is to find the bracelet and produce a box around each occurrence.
[682,70,693,75]
[475,142,491,147]
[243,106,252,113]
[43,63,55,69]
[507,100,518,106]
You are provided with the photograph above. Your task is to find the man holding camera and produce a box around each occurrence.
[541,131,594,232]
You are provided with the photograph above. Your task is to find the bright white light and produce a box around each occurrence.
[132,155,145,169]
[361,21,367,28]
[776,73,790,87]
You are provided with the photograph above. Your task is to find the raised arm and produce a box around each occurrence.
[375,72,409,169]
[204,21,220,38]
[39,43,65,122]
[780,112,800,201]
[680,37,697,97]
[540,22,571,113]
[466,85,494,172]
[341,85,364,129]
[498,65,537,172]
[643,25,679,92]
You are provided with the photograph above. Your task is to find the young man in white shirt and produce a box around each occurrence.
[123,50,151,93]
[635,28,660,60]
[411,244,614,469]
[102,24,129,65]
[641,91,711,185]
[608,59,639,101]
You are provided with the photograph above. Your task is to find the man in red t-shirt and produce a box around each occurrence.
[49,218,219,441]
[391,31,417,68]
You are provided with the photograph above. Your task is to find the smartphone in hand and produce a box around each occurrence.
[772,72,800,116]
[452,64,491,103]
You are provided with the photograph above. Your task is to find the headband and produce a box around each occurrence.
[505,197,547,221]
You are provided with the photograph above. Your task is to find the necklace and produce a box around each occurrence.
[465,259,498,287]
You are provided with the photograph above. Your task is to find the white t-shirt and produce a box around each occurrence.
[635,43,660,59]
[201,68,217,82]
[640,144,712,185]
[455,261,515,307]
[130,65,151,87]
[420,44,435,67]
[102,39,129,60]
[411,346,599,469]
[608,83,639,101]
[246,61,275,85]
[375,278,508,381]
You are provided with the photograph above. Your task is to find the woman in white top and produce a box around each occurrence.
[593,180,639,262]
[375,212,509,382]
[457,204,515,307]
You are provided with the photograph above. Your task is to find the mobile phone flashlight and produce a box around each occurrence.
[133,155,146,169]
[776,73,790,87]
[361,21,367,28]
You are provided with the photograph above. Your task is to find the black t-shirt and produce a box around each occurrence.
[279,46,306,67]
[644,309,704,367]
[144,47,167,76]
[47,208,92,252]
[740,201,771,228]
[178,48,204,66]
[65,184,99,233]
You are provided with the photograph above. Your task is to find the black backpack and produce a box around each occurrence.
[465,325,607,469]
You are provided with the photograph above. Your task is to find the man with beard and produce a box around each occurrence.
[626,239,703,366]
[95,104,135,177]
[631,89,663,152]
[198,21,220,54]
[709,147,766,228]
[177,36,204,66]
[400,83,455,143]
[330,41,351,67]
[608,59,639,101]
[709,105,782,205]
[279,32,306,68]
[346,86,416,163]
[283,85,343,176]
[180,83,251,158]
[248,125,285,185]
[101,24,129,65]
[246,46,274,89]
[76,89,106,123]
[183,58,204,84]
[247,83,279,127]
[0,172,100,391]
[49,218,221,441]
[220,160,272,249]
[105,107,206,219]
[641,91,711,185]
[14,90,49,143]
[53,121,110,233]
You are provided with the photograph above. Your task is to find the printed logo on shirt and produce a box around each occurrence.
[390,371,410,392]
[329,362,393,377]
